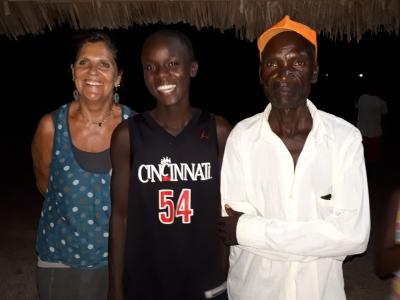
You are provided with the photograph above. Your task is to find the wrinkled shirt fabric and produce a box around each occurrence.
[221,100,370,300]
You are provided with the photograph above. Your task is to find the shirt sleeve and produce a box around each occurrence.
[223,127,370,260]
[220,130,248,216]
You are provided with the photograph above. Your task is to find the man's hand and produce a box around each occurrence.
[218,205,244,246]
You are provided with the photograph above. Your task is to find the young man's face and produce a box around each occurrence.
[141,35,198,108]
[259,31,318,110]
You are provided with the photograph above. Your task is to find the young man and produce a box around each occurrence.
[108,30,231,300]
[218,16,370,300]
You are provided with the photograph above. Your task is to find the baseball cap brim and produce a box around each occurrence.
[257,15,317,61]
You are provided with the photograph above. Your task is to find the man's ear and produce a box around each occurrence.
[311,63,319,84]
[190,61,199,78]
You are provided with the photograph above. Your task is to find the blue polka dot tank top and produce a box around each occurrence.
[36,103,132,268]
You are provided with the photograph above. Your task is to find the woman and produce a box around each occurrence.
[376,189,400,299]
[31,31,133,300]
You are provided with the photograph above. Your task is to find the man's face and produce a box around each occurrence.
[259,31,318,110]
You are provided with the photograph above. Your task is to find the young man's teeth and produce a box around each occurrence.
[157,84,176,92]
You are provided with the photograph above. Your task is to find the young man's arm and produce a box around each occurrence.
[215,115,232,274]
[108,121,130,300]
[215,115,232,168]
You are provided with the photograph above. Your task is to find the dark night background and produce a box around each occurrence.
[1,22,399,192]
[0,21,399,299]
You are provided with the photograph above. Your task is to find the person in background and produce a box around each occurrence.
[218,15,370,300]
[108,29,231,300]
[355,87,388,167]
[375,189,400,299]
[31,30,133,300]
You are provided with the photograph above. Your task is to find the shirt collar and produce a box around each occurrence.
[259,99,330,144]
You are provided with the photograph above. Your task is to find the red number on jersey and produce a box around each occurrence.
[158,189,193,224]
[175,189,194,223]
[158,189,174,224]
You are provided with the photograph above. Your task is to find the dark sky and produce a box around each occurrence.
[1,22,399,191]
[3,23,399,123]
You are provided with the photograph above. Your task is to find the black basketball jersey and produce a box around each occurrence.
[123,109,226,300]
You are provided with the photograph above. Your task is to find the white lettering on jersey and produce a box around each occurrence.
[138,157,212,183]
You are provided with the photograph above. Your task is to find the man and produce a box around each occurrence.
[218,16,370,300]
[356,87,388,165]
[108,30,231,300]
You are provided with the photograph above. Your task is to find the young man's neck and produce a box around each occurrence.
[151,104,194,136]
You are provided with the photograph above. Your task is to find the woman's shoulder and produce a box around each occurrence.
[120,104,136,118]
[35,103,71,135]
[36,112,55,134]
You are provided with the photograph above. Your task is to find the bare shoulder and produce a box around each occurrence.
[35,113,54,135]
[215,115,232,137]
[111,119,131,151]
[32,112,55,147]
[112,119,129,138]
[214,115,232,158]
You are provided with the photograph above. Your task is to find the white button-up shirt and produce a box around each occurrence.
[221,100,370,300]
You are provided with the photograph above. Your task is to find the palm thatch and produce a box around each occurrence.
[1,0,399,40]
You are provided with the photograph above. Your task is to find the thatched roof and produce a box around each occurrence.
[1,0,399,40]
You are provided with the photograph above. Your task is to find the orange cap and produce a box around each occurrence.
[257,15,317,61]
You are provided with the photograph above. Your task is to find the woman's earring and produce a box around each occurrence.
[73,89,79,101]
[113,86,120,104]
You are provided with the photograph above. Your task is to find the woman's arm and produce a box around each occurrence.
[31,114,54,196]
[108,121,131,300]
[375,189,400,277]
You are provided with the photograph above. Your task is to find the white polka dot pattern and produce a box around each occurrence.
[36,104,133,268]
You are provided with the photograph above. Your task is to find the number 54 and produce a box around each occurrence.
[158,189,194,224]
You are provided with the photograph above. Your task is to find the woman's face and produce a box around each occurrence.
[72,41,121,104]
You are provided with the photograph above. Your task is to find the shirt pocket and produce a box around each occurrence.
[315,187,334,219]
